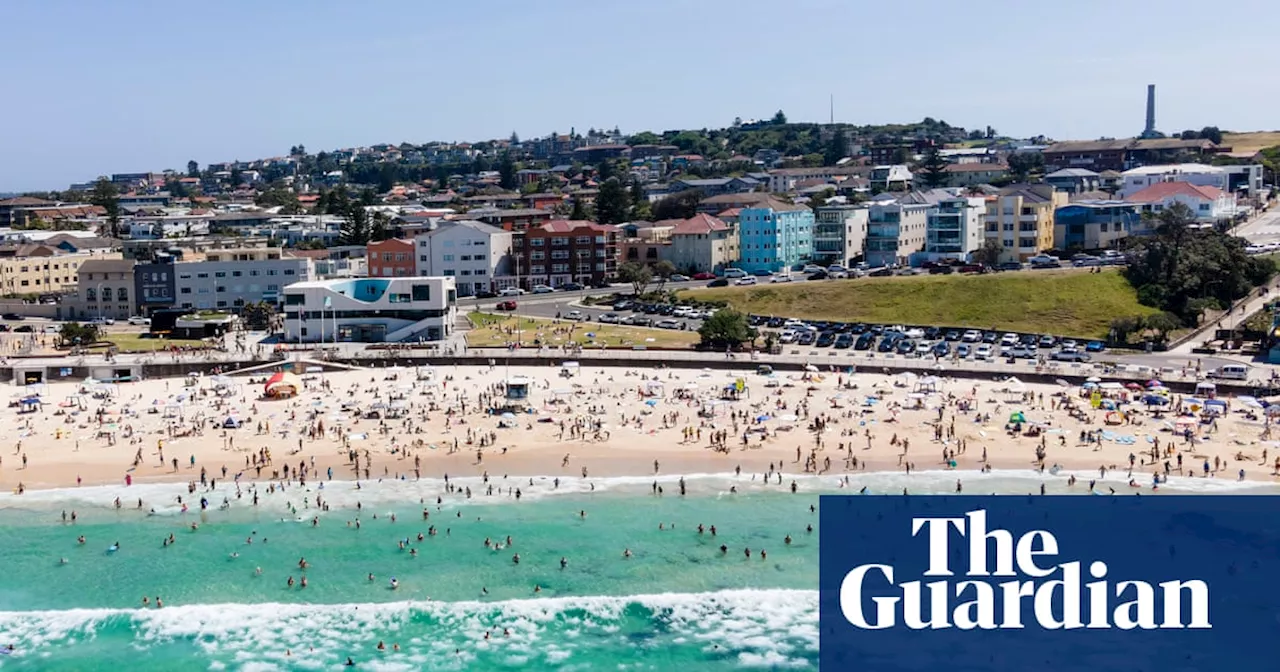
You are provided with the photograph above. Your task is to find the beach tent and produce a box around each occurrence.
[914,376,940,394]
[17,396,41,413]
[1143,394,1170,406]
[264,371,302,398]
[1195,382,1217,398]
[1009,411,1026,424]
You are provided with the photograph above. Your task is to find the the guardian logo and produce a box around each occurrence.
[840,509,1211,631]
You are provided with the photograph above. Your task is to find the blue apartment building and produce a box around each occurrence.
[1053,200,1142,251]
[736,199,814,274]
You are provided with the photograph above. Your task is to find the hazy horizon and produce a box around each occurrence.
[4,0,1276,192]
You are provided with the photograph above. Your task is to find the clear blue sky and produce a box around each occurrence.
[4,0,1276,192]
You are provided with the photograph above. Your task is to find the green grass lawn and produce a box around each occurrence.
[680,269,1159,339]
[97,333,208,352]
[466,311,699,349]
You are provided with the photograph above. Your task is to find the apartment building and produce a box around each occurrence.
[0,246,118,297]
[516,220,621,288]
[64,259,137,321]
[737,200,814,274]
[921,194,987,263]
[983,184,1070,263]
[366,239,416,278]
[414,220,515,296]
[666,214,739,274]
[173,248,313,311]
[864,193,936,268]
[811,205,868,267]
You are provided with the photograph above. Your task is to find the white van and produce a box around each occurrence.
[722,268,747,279]
[1208,364,1249,381]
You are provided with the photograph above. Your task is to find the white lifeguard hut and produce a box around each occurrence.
[504,376,533,408]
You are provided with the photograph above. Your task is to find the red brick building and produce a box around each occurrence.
[366,239,416,277]
[515,220,620,288]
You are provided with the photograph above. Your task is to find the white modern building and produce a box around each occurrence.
[919,194,987,263]
[174,248,313,311]
[413,220,516,296]
[811,204,868,267]
[127,213,215,240]
[1125,182,1237,224]
[1117,163,1228,199]
[281,276,457,343]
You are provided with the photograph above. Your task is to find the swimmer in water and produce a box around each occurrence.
[623,548,632,558]
[59,557,68,565]
[256,567,263,576]
[77,535,86,545]
[512,553,520,564]
[390,578,399,590]
[368,573,375,582]
[560,557,567,569]
[287,576,295,587]
[230,552,239,559]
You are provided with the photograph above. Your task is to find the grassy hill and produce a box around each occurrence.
[680,269,1159,339]
[1222,131,1280,154]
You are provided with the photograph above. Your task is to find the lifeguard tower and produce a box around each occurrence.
[502,376,533,410]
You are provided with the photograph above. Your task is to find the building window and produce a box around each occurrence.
[180,288,192,294]
[473,254,485,260]
[284,269,295,275]
[232,271,243,277]
[442,254,454,261]
[215,272,226,278]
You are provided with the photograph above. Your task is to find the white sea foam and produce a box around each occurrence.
[0,589,818,668]
[1,467,1275,517]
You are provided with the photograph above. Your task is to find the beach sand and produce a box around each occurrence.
[0,361,1274,493]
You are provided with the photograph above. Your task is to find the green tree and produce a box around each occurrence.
[1124,202,1275,324]
[974,238,1004,266]
[1006,152,1044,182]
[186,160,199,178]
[164,178,189,198]
[918,145,950,188]
[807,188,835,209]
[697,308,754,350]
[617,261,652,296]
[339,204,372,245]
[242,301,276,331]
[824,127,848,166]
[370,211,391,242]
[229,167,243,187]
[651,190,701,220]
[377,163,397,194]
[58,322,100,348]
[595,178,631,225]
[499,152,517,191]
[1108,315,1144,344]
[771,110,788,125]
[651,260,677,291]
[90,177,121,237]
[1199,126,1223,144]
[1143,312,1181,344]
[569,197,589,221]
[627,131,662,145]
[628,182,651,221]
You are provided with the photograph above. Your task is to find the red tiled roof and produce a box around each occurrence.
[537,220,620,234]
[717,208,742,218]
[1127,182,1226,203]
[944,162,1009,173]
[0,196,54,207]
[672,214,729,235]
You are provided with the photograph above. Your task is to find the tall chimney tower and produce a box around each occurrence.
[1143,84,1156,137]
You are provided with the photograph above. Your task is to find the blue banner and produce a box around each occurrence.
[819,495,1280,671]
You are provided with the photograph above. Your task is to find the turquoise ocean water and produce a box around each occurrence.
[0,471,1274,670]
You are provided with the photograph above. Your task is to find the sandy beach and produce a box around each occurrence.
[0,360,1274,494]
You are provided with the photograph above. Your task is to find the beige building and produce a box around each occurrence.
[666,214,738,274]
[0,245,121,297]
[64,259,136,321]
[983,184,1069,262]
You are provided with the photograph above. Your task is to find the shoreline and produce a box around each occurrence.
[2,362,1277,498]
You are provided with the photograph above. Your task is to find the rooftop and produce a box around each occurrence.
[1126,182,1227,203]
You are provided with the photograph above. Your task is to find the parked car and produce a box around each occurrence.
[868,267,894,277]
[1038,335,1056,348]
[669,274,690,282]
[496,300,518,311]
[956,343,972,358]
[598,313,622,324]
[808,271,829,281]
[612,300,633,311]
[1,313,22,321]
[563,310,587,321]
[531,285,555,294]
[797,330,816,345]
[895,339,915,355]
[90,316,115,325]
[692,272,716,280]
[558,282,584,291]
[1052,350,1091,362]
[1085,341,1106,352]
[996,261,1023,272]
[734,277,757,286]
[707,278,729,287]
[13,325,33,332]
[961,329,982,342]
[835,333,855,349]
[927,265,954,275]
[625,316,653,327]
[499,287,525,297]
[127,316,151,326]
[816,331,837,347]
[770,274,793,283]
[944,330,961,341]
[853,333,874,350]
[982,331,998,343]
[802,265,825,274]
[974,344,993,360]
[959,264,987,274]
[932,341,951,357]
[655,319,682,329]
